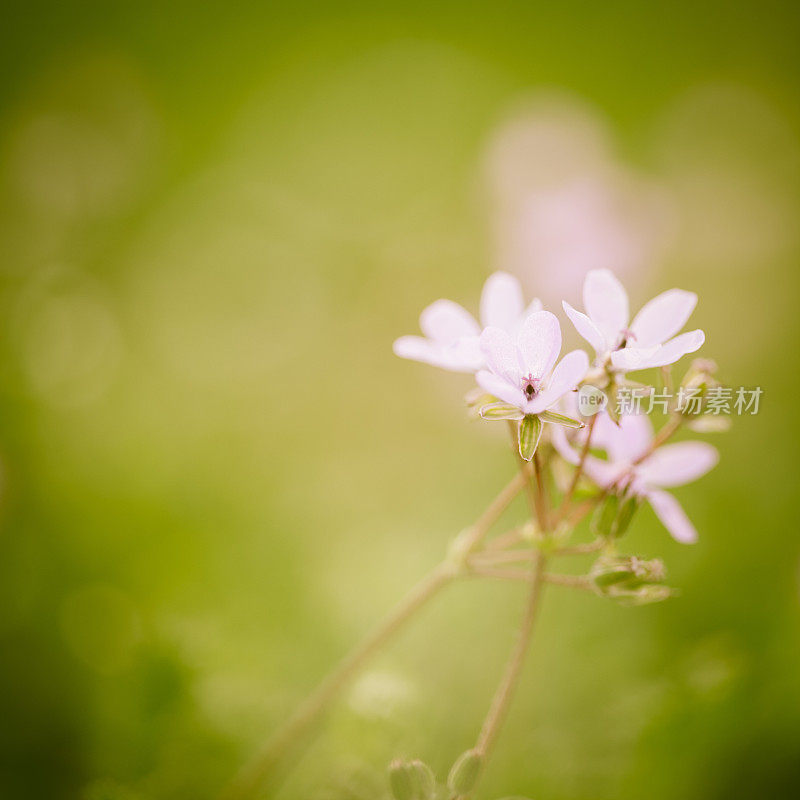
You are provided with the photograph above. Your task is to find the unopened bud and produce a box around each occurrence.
[682,358,720,395]
[388,760,415,800]
[388,758,437,800]
[447,748,483,794]
[407,760,436,799]
[590,555,670,604]
[591,555,665,591]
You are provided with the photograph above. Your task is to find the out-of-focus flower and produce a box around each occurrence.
[485,97,672,306]
[476,311,588,416]
[393,271,541,372]
[554,411,718,543]
[563,268,704,373]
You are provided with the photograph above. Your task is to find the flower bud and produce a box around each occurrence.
[591,492,641,539]
[388,758,437,800]
[590,555,670,604]
[388,760,415,800]
[407,760,436,799]
[447,748,483,795]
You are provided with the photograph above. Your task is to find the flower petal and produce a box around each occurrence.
[630,289,698,348]
[526,349,589,414]
[479,326,520,384]
[517,310,562,379]
[419,299,480,344]
[522,297,544,318]
[583,269,629,343]
[609,345,661,371]
[592,411,653,464]
[476,369,526,409]
[614,330,705,371]
[638,442,719,488]
[480,271,525,332]
[393,336,482,372]
[563,300,607,354]
[647,489,699,544]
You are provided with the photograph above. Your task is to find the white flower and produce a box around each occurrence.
[563,269,704,372]
[476,311,589,416]
[553,411,718,543]
[393,272,541,373]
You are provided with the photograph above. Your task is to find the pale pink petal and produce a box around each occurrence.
[393,336,481,372]
[526,349,589,414]
[583,269,629,343]
[638,442,719,488]
[630,289,698,348]
[476,369,526,409]
[592,411,653,464]
[517,310,561,379]
[419,299,481,344]
[550,424,580,465]
[611,330,706,371]
[480,272,525,332]
[647,489,699,544]
[583,457,627,489]
[562,301,607,354]
[609,345,662,371]
[479,326,520,384]
[393,336,436,363]
[522,298,543,318]
[551,422,625,489]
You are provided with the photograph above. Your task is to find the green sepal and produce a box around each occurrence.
[518,415,543,461]
[447,749,483,794]
[388,760,415,800]
[613,495,640,538]
[479,402,524,421]
[591,493,619,538]
[538,409,585,428]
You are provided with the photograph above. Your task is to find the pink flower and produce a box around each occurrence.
[393,272,541,373]
[476,311,589,416]
[553,412,718,543]
[563,269,705,372]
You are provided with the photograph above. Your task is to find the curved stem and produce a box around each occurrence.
[553,414,597,528]
[222,474,526,800]
[471,550,548,785]
[223,566,453,800]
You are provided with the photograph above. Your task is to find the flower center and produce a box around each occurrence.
[522,374,540,399]
[615,328,637,350]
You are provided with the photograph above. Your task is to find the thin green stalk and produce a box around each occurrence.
[222,473,526,800]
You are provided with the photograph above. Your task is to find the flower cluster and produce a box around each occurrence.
[227,270,728,800]
[395,268,720,545]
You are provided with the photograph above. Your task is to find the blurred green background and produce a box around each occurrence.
[1,2,799,798]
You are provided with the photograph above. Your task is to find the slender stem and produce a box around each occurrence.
[468,566,595,592]
[553,539,604,556]
[223,474,527,800]
[223,565,452,800]
[484,526,524,552]
[544,573,594,591]
[641,414,682,458]
[553,414,597,528]
[471,549,534,566]
[532,451,550,533]
[468,565,533,581]
[460,471,527,553]
[472,550,548,777]
[564,495,601,528]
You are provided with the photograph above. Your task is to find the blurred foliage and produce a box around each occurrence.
[1,1,800,799]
